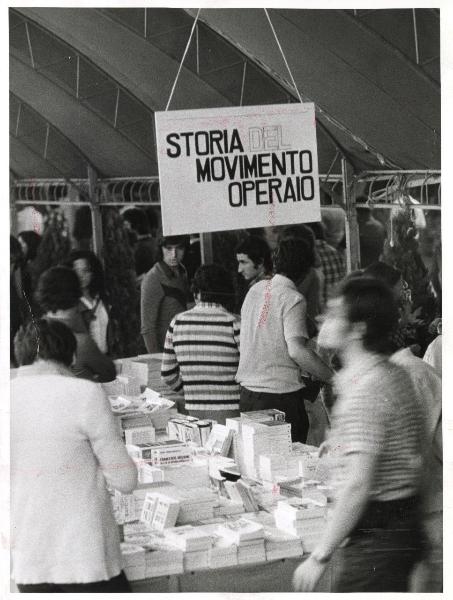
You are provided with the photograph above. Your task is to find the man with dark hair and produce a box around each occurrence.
[293,277,425,593]
[161,264,240,423]
[236,236,272,287]
[236,238,333,442]
[141,235,190,353]
[35,266,115,382]
[278,224,323,335]
[122,207,158,278]
[363,261,417,351]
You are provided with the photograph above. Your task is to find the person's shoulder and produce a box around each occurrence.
[141,262,164,287]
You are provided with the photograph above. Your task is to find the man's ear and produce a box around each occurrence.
[256,260,265,275]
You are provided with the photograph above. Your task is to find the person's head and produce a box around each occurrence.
[363,261,404,301]
[263,226,281,250]
[273,238,314,283]
[18,230,41,262]
[321,206,346,249]
[306,221,325,241]
[66,250,105,299]
[318,277,399,355]
[235,236,272,282]
[158,235,189,268]
[356,206,372,224]
[35,266,81,314]
[14,319,77,367]
[192,264,234,310]
[10,235,23,274]
[278,224,317,267]
[122,208,151,236]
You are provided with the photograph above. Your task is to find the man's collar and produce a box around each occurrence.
[158,260,185,279]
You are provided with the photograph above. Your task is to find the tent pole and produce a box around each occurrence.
[88,165,104,263]
[342,157,360,272]
[200,233,213,265]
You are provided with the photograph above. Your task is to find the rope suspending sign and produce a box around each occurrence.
[165,8,201,111]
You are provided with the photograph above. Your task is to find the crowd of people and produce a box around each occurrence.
[10,207,442,593]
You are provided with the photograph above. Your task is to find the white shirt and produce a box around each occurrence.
[11,362,137,584]
[81,296,109,353]
[236,274,308,393]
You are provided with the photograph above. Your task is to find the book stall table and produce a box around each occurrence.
[106,354,335,593]
[130,556,335,593]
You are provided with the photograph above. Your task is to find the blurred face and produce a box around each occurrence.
[263,227,280,251]
[237,253,261,281]
[73,258,92,290]
[317,297,352,351]
[162,244,185,268]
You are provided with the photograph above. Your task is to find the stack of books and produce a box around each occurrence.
[162,463,211,490]
[259,453,289,482]
[143,533,185,577]
[140,492,180,531]
[273,497,327,552]
[223,480,259,513]
[175,487,218,524]
[241,408,286,422]
[237,538,266,565]
[215,517,264,545]
[120,542,146,581]
[263,525,304,561]
[126,440,192,466]
[290,445,320,479]
[213,496,244,518]
[124,424,156,446]
[115,412,155,441]
[205,424,234,456]
[116,374,142,396]
[164,524,213,551]
[241,421,292,479]
[112,490,136,524]
[138,464,165,484]
[164,524,212,571]
[123,520,153,538]
[279,478,328,505]
[208,534,238,568]
[167,416,214,447]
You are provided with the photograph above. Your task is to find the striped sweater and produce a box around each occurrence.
[161,302,241,411]
[328,354,424,502]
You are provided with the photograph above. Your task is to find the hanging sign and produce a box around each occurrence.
[155,103,320,235]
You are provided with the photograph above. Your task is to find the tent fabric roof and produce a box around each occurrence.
[10,7,440,182]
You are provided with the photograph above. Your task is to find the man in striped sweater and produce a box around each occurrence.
[161,264,240,424]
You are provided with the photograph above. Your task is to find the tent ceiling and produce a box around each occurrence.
[186,8,439,171]
[10,7,440,183]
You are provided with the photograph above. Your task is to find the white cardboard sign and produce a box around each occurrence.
[155,103,320,235]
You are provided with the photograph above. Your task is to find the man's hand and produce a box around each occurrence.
[318,441,330,458]
[293,556,328,592]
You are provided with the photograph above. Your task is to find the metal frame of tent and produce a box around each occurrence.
[10,163,441,272]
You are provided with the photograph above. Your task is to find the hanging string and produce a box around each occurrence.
[264,8,303,104]
[165,8,201,111]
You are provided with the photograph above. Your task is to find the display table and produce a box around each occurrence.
[130,555,335,593]
[110,354,334,593]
